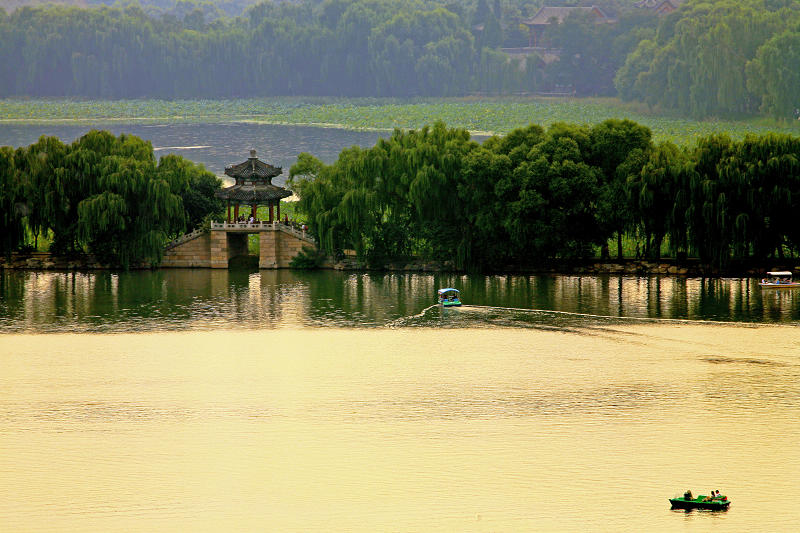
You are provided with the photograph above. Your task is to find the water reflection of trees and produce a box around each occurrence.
[2,271,800,332]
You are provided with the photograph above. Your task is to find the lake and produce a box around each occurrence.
[2,121,799,531]
[0,122,391,184]
[1,269,800,531]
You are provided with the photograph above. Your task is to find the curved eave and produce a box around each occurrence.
[215,185,293,202]
[224,160,282,180]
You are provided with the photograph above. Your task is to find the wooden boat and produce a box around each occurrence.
[437,288,462,307]
[759,271,800,288]
[669,494,730,511]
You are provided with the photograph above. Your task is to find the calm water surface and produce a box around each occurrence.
[1,270,800,531]
[0,270,798,332]
[0,122,389,183]
[2,119,799,531]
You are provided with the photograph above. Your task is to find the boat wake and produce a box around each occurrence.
[385,305,439,328]
[385,304,766,329]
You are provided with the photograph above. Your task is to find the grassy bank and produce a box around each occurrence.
[2,97,799,145]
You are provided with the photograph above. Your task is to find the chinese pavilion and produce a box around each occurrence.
[215,149,293,223]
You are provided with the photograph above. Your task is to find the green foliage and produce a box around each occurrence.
[156,154,223,230]
[0,130,222,266]
[289,245,326,269]
[746,30,800,119]
[0,146,26,256]
[292,119,800,270]
[619,0,800,118]
[4,1,800,118]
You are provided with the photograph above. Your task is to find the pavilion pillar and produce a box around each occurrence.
[251,204,257,220]
[226,201,231,223]
[277,201,281,223]
[234,204,239,222]
[269,203,274,223]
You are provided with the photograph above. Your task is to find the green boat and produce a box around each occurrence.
[670,492,730,511]
[437,288,461,307]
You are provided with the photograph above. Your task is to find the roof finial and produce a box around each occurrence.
[249,149,257,158]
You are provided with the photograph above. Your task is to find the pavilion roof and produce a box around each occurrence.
[224,149,282,181]
[216,150,292,203]
[215,182,293,203]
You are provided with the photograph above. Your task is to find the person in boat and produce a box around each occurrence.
[684,490,693,500]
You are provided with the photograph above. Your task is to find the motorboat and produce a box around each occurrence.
[437,288,461,307]
[759,271,800,288]
[669,491,730,511]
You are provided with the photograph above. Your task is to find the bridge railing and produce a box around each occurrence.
[209,221,316,244]
[164,228,205,250]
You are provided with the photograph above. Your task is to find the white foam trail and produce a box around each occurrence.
[462,305,764,326]
[385,304,438,328]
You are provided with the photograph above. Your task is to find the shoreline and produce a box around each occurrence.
[1,252,790,278]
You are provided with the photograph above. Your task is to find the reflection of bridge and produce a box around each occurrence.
[162,222,316,269]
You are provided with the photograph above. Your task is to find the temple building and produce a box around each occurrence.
[520,6,614,47]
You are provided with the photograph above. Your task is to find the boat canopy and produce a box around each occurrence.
[437,288,459,295]
[766,271,792,276]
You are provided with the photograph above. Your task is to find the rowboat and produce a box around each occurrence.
[437,288,461,307]
[669,493,730,511]
[759,271,800,288]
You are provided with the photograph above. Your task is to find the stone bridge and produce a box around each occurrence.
[161,222,317,269]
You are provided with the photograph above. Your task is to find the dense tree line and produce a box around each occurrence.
[616,0,800,118]
[290,120,800,271]
[0,0,656,99]
[0,131,223,266]
[5,0,799,117]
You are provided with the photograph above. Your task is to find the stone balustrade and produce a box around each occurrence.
[210,221,315,244]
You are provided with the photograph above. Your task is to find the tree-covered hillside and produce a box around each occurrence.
[2,0,261,18]
[616,0,800,119]
[2,0,799,118]
[0,0,651,99]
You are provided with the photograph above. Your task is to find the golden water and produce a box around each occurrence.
[2,325,798,531]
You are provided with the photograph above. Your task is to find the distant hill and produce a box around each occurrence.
[1,0,262,18]
[3,0,90,11]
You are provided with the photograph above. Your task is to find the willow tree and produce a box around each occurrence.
[291,122,480,267]
[289,150,357,258]
[687,134,736,266]
[398,123,477,264]
[627,142,685,260]
[46,131,110,254]
[746,30,800,119]
[16,136,68,250]
[77,154,185,268]
[715,134,800,262]
[0,146,25,256]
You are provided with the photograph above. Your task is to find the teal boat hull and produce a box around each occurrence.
[669,497,730,511]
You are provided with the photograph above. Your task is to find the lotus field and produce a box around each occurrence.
[2,98,799,145]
